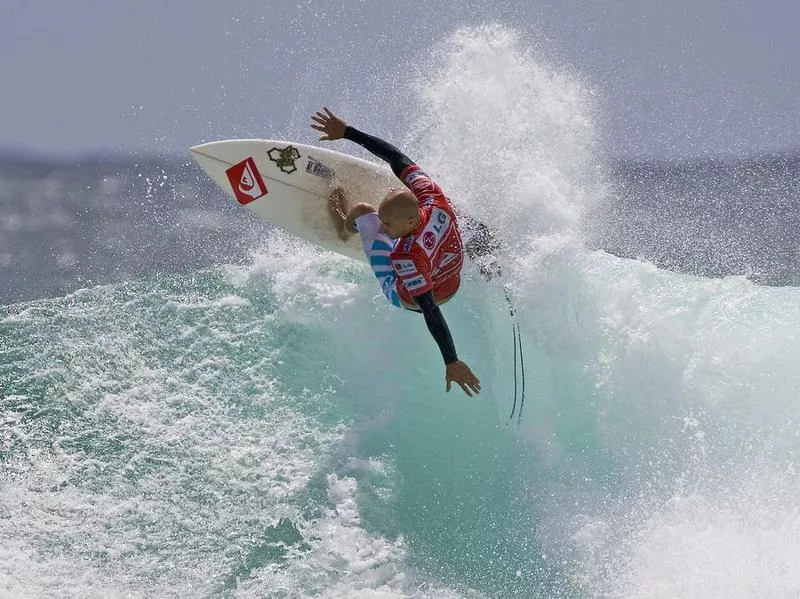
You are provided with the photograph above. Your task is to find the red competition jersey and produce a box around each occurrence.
[390,164,464,307]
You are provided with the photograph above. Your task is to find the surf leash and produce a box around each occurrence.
[505,286,526,424]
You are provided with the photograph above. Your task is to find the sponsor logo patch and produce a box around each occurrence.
[405,169,435,194]
[402,274,427,292]
[405,170,426,185]
[418,208,450,255]
[226,157,268,205]
[393,259,417,275]
[306,156,335,179]
[267,145,301,174]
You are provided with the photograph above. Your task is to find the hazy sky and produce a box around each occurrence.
[2,0,798,159]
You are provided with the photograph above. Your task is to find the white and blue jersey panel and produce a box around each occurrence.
[354,212,401,308]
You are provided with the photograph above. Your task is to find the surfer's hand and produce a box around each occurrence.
[311,107,347,141]
[445,360,481,397]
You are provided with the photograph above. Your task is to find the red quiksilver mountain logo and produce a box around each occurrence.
[226,157,268,204]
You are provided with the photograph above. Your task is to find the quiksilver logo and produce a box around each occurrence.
[239,164,256,192]
[225,157,268,205]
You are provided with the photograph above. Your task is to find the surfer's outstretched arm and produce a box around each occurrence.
[311,107,413,178]
[342,127,413,179]
[414,291,481,397]
[415,291,457,363]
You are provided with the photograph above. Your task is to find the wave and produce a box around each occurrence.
[2,24,799,599]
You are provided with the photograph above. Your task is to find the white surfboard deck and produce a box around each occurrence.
[190,139,401,263]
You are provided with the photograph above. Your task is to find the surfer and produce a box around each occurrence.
[311,107,481,397]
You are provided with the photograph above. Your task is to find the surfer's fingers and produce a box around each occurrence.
[311,114,328,126]
[460,382,474,397]
[323,107,335,118]
[466,377,480,396]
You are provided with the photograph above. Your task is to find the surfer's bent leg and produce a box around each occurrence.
[353,212,402,308]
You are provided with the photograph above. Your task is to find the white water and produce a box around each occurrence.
[2,24,799,599]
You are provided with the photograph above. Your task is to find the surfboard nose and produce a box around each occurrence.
[189,141,220,156]
[190,140,266,165]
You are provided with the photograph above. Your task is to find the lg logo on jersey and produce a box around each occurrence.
[421,209,450,253]
[393,259,417,275]
[432,210,447,233]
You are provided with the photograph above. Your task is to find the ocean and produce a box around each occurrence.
[2,26,800,598]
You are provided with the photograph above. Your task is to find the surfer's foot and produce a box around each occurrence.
[328,187,352,241]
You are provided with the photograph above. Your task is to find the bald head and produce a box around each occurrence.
[380,189,417,218]
[377,189,420,238]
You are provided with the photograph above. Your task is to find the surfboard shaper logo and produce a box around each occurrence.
[226,157,268,205]
[267,145,301,174]
[306,156,335,179]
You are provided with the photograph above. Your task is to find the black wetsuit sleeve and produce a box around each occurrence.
[343,126,415,179]
[414,291,458,364]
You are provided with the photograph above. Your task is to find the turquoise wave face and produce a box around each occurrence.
[0,231,544,598]
[4,227,800,598]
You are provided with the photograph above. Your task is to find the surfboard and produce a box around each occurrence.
[190,139,401,263]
